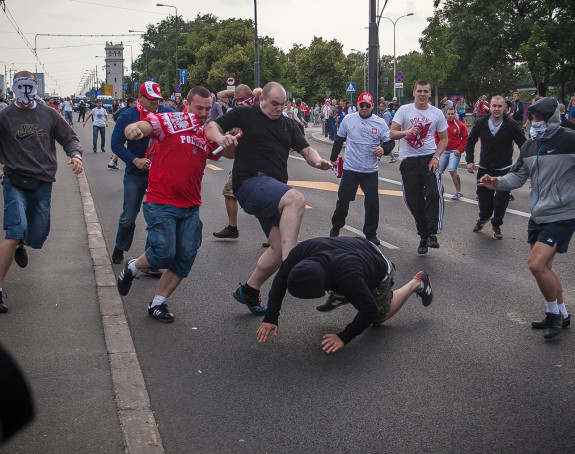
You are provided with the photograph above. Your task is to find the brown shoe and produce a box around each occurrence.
[213,226,239,239]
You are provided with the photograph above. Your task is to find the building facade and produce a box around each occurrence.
[105,42,124,99]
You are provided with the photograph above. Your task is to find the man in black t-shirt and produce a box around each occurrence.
[205,81,333,315]
[255,237,434,353]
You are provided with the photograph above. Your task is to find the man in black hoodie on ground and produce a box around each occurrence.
[465,95,526,240]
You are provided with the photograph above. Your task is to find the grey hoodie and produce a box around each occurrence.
[497,98,575,223]
[0,102,83,182]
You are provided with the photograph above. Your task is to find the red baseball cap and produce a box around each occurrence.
[139,81,163,100]
[358,93,374,105]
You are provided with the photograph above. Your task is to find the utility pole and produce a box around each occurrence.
[368,0,379,102]
[254,0,260,88]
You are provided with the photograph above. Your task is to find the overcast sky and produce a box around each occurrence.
[0,0,436,96]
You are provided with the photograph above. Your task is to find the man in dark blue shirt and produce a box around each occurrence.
[110,82,173,271]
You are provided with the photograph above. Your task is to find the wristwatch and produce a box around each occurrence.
[432,155,440,161]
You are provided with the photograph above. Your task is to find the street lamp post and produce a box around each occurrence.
[254,0,260,88]
[129,30,146,81]
[156,4,178,88]
[378,12,414,99]
[351,48,368,93]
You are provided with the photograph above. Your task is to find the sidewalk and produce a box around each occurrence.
[0,160,162,452]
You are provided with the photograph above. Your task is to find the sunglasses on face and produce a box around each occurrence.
[359,102,372,108]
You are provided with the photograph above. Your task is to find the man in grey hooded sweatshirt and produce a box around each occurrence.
[478,97,575,340]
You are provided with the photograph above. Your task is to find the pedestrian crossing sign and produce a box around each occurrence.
[346,82,356,93]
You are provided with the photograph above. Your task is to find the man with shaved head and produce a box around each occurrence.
[465,95,526,239]
[206,81,332,315]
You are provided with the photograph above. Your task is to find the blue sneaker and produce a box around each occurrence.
[389,157,397,163]
[233,284,266,315]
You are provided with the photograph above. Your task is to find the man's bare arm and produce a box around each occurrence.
[299,146,333,170]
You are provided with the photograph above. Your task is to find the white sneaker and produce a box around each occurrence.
[452,192,463,200]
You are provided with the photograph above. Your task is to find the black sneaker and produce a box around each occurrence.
[140,267,163,278]
[366,236,381,246]
[532,313,570,329]
[117,259,138,296]
[262,242,270,248]
[329,228,340,238]
[107,163,119,169]
[14,245,28,268]
[473,219,490,233]
[492,226,503,240]
[417,238,428,255]
[0,291,7,314]
[428,235,439,248]
[414,271,433,306]
[316,292,349,312]
[112,247,124,264]
[148,302,174,323]
[544,312,562,339]
[213,226,239,239]
[233,284,266,315]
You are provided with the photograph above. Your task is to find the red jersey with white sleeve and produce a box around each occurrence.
[145,111,217,208]
[434,118,468,152]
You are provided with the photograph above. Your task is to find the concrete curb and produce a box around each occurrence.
[77,171,166,454]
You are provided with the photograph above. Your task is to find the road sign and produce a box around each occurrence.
[395,83,404,89]
[149,77,155,82]
[180,69,188,85]
[174,84,182,93]
[226,77,235,86]
[346,82,356,93]
[395,71,405,83]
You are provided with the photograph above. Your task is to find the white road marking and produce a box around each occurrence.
[343,225,399,250]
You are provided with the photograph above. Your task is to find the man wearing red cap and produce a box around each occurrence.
[328,92,394,245]
[110,81,174,272]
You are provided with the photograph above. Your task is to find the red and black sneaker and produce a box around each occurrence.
[414,271,433,307]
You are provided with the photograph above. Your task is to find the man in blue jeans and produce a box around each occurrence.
[205,81,332,315]
[116,86,228,322]
[0,71,84,313]
[110,82,173,275]
[83,99,108,152]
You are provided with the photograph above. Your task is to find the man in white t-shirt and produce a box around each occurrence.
[83,99,109,153]
[390,80,448,254]
[329,92,393,245]
[63,96,74,126]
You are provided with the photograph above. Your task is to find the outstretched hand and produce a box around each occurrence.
[256,322,278,343]
[315,159,333,171]
[477,174,499,189]
[321,334,344,354]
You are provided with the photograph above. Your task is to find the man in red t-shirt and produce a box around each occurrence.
[116,86,232,322]
[435,107,468,199]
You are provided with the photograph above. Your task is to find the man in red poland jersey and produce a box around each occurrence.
[435,107,468,200]
[116,86,231,322]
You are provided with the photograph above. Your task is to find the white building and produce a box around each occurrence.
[105,42,124,99]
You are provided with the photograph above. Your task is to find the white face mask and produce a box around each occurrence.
[530,120,548,139]
[12,77,38,106]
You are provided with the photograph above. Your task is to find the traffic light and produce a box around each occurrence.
[379,64,388,86]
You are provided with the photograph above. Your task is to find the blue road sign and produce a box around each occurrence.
[149,77,155,82]
[346,82,356,93]
[180,69,187,85]
[174,84,182,93]
[395,72,405,83]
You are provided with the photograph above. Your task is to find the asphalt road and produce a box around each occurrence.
[8,119,574,453]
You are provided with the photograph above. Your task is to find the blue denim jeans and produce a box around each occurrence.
[328,117,337,141]
[2,175,53,249]
[115,172,149,252]
[143,203,202,278]
[93,126,106,152]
